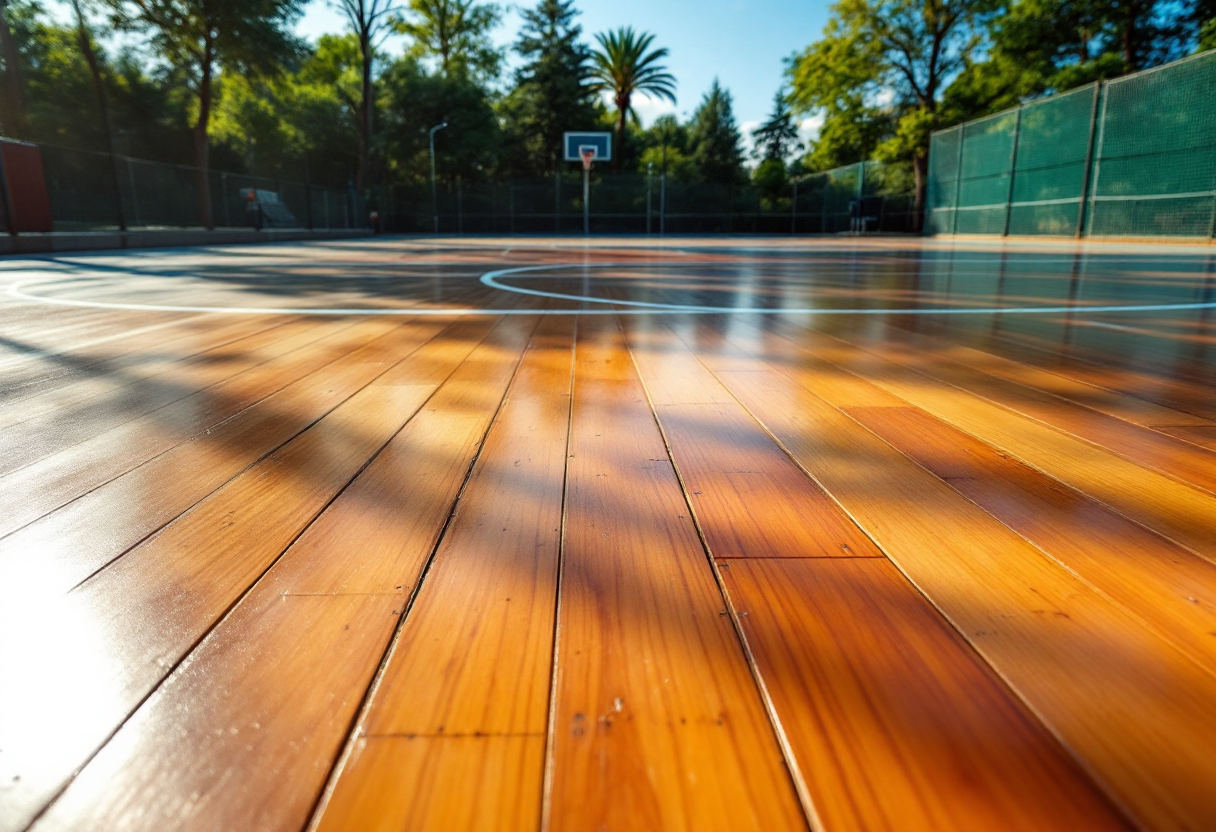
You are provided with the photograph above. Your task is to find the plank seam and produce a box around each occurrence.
[301,315,541,832]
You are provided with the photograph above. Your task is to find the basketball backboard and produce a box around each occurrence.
[563,132,612,163]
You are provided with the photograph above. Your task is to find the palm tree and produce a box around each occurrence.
[589,27,676,169]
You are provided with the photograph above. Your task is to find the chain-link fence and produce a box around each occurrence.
[9,142,359,232]
[369,161,915,235]
[9,139,918,236]
[927,49,1216,238]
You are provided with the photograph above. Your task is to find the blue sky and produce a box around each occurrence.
[297,0,832,140]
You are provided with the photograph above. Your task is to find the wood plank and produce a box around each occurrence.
[14,316,533,832]
[545,316,807,832]
[0,315,323,476]
[0,317,386,538]
[848,405,1216,680]
[312,316,573,831]
[708,359,1216,832]
[859,330,1216,497]
[623,319,882,559]
[30,594,401,832]
[310,736,543,832]
[879,324,1216,429]
[720,558,1130,832]
[627,320,1131,830]
[910,320,1216,422]
[0,319,452,598]
[772,321,1216,566]
[0,313,288,427]
[1157,425,1216,451]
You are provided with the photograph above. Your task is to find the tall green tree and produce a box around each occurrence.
[949,0,1214,117]
[751,89,800,162]
[378,54,500,183]
[788,0,997,229]
[637,113,695,178]
[211,34,362,184]
[337,0,397,191]
[588,26,675,170]
[396,0,502,79]
[501,0,598,175]
[103,0,304,227]
[687,79,745,184]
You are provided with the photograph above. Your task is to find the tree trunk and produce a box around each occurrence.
[1122,0,1139,69]
[912,152,927,234]
[357,29,372,192]
[71,0,125,230]
[0,0,27,137]
[194,39,214,229]
[615,94,628,173]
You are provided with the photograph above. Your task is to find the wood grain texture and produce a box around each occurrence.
[19,317,534,832]
[720,558,1131,832]
[0,315,320,475]
[314,736,544,832]
[545,316,806,832]
[626,320,1130,830]
[30,593,401,832]
[313,316,572,832]
[878,325,1216,429]
[0,319,449,598]
[849,405,1216,675]
[866,330,1216,497]
[0,317,386,538]
[623,320,883,559]
[0,313,283,424]
[1157,424,1216,451]
[778,322,1216,567]
[710,360,1216,832]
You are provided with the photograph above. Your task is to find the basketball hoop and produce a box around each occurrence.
[580,148,596,171]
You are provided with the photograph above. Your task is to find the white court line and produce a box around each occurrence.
[5,262,1215,317]
[479,264,1216,316]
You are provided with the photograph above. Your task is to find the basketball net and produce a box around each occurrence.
[581,149,596,171]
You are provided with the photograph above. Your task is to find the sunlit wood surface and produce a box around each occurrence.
[2,236,1216,832]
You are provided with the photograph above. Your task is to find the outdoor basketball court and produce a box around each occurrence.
[2,235,1216,832]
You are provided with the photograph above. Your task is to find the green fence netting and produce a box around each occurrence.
[928,48,1216,238]
[32,144,357,232]
[22,143,917,235]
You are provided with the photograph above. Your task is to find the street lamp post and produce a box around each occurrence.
[429,121,448,235]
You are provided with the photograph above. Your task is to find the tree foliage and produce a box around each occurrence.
[500,0,598,175]
[687,79,745,184]
[101,0,305,225]
[395,0,502,80]
[751,90,801,162]
[588,26,675,169]
[788,0,996,224]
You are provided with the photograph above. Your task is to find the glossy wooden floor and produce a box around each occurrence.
[2,236,1215,832]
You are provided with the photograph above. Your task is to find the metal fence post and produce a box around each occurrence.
[555,172,561,233]
[791,177,798,234]
[646,169,653,235]
[1003,108,1022,236]
[126,156,140,228]
[457,176,463,234]
[822,173,831,233]
[509,181,515,234]
[1075,83,1103,239]
[659,173,666,237]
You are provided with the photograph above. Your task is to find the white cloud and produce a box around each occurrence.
[798,114,825,146]
[626,92,680,127]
